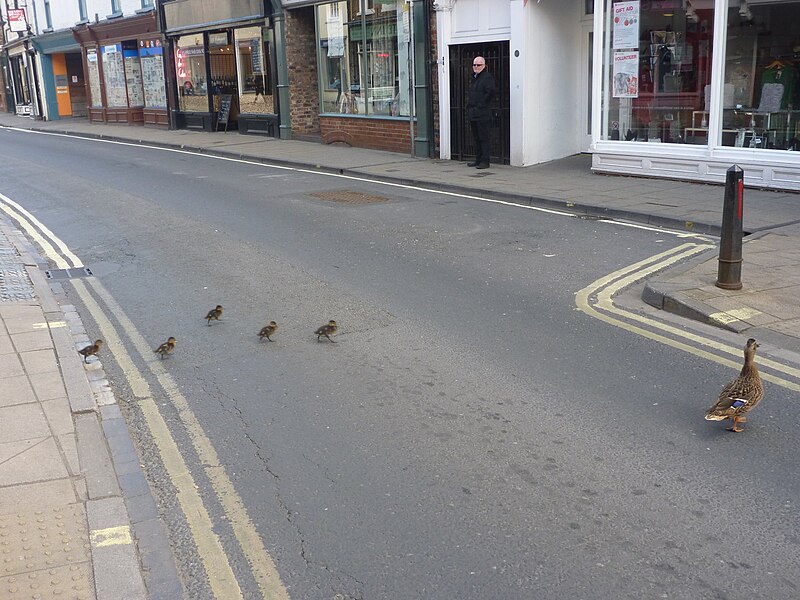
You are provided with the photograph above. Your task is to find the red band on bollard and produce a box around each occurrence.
[737,179,744,221]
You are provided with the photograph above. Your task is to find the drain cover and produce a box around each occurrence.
[45,267,94,280]
[308,190,389,205]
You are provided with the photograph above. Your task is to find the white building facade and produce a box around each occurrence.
[436,0,800,191]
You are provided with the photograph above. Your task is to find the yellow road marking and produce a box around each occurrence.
[577,243,800,391]
[88,278,290,600]
[2,193,289,598]
[71,279,243,599]
[33,321,67,329]
[90,525,133,548]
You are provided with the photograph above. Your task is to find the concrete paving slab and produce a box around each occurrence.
[0,334,13,355]
[0,404,50,443]
[10,330,53,353]
[42,397,74,437]
[0,437,69,485]
[58,432,81,477]
[75,415,119,500]
[0,353,25,378]
[87,498,147,600]
[19,348,59,375]
[0,478,78,511]
[30,371,67,402]
[0,375,37,407]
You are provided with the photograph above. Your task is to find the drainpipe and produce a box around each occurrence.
[270,0,291,140]
[411,0,431,157]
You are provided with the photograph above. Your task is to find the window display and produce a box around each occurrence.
[602,0,715,144]
[235,26,275,114]
[315,0,410,117]
[176,35,209,112]
[718,0,800,150]
[102,43,128,107]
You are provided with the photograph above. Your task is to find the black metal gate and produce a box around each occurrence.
[449,42,510,165]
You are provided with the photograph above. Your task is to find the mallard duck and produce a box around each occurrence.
[705,338,764,433]
[78,339,103,363]
[315,320,338,343]
[154,337,177,359]
[205,305,224,325]
[258,321,278,342]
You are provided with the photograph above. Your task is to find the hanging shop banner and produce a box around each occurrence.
[613,51,639,98]
[613,1,640,50]
[7,9,27,32]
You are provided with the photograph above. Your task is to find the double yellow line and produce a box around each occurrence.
[576,241,800,392]
[0,192,289,600]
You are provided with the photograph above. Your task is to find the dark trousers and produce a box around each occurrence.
[470,119,491,166]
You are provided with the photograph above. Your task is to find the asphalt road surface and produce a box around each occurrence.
[2,128,799,600]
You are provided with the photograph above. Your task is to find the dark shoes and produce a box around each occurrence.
[475,163,490,169]
[467,161,478,167]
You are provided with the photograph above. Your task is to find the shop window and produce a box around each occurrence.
[235,26,275,114]
[122,41,145,108]
[718,0,800,150]
[315,0,411,117]
[86,48,102,108]
[175,34,209,112]
[139,39,167,109]
[601,0,715,144]
[101,44,128,107]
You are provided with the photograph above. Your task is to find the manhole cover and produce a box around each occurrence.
[45,267,94,280]
[308,189,389,205]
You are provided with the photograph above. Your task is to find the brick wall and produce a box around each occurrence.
[321,116,412,153]
[0,27,7,113]
[429,5,440,156]
[285,7,320,135]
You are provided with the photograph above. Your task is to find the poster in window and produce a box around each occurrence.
[102,44,128,107]
[327,13,344,58]
[139,39,167,108]
[613,51,639,98]
[613,1,640,50]
[123,42,144,108]
[86,48,103,108]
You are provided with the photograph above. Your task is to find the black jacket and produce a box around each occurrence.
[467,69,496,121]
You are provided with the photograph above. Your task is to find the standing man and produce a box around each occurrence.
[466,56,496,169]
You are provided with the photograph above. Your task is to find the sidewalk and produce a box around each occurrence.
[0,223,181,599]
[1,113,799,344]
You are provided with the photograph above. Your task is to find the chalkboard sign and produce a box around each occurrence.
[217,94,233,131]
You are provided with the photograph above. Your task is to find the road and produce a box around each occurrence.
[1,128,799,600]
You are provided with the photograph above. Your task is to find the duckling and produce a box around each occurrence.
[78,339,103,363]
[315,320,338,343]
[154,337,177,359]
[258,321,278,342]
[705,338,764,433]
[205,305,224,326]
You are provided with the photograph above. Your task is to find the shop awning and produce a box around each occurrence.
[31,29,80,55]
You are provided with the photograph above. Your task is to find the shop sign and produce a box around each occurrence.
[139,39,164,58]
[7,9,28,32]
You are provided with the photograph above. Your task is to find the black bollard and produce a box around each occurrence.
[716,165,744,290]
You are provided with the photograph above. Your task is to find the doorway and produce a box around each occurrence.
[449,42,510,165]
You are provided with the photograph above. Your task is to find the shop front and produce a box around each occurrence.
[281,0,432,155]
[592,0,800,190]
[162,0,278,134]
[4,36,39,118]
[31,29,86,120]
[72,12,168,127]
